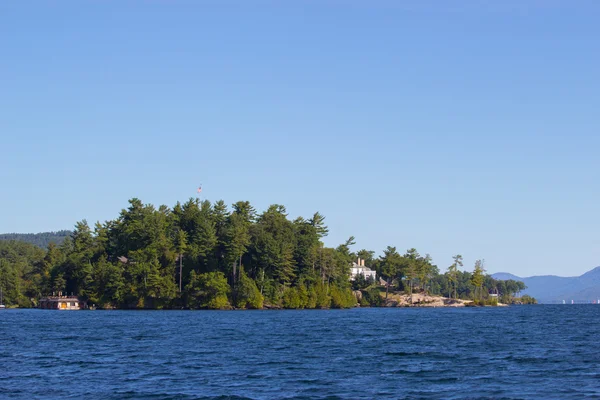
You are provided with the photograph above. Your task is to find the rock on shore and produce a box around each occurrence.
[383,293,472,307]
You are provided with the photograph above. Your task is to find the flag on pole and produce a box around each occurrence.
[197,186,202,194]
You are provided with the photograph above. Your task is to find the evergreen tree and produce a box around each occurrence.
[379,246,402,299]
[0,197,533,309]
[471,259,485,301]
[447,254,463,299]
[186,271,230,309]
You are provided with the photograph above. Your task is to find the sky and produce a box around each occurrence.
[1,0,599,277]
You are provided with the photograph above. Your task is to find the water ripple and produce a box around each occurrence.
[1,306,600,399]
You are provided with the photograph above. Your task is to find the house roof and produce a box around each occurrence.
[351,262,375,272]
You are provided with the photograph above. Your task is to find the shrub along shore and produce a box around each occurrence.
[0,198,534,309]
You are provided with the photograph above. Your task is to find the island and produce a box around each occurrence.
[0,198,535,310]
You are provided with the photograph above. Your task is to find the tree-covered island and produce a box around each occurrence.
[0,198,535,309]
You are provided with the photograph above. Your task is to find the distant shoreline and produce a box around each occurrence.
[13,293,516,311]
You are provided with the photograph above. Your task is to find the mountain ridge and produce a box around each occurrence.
[492,267,600,303]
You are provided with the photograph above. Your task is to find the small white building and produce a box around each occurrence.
[39,294,84,310]
[350,257,377,281]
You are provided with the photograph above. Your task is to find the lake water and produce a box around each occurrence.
[1,306,599,399]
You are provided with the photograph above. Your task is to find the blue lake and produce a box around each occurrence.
[1,306,599,399]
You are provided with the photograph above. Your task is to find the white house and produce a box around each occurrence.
[350,257,377,281]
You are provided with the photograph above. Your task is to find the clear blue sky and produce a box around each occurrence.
[1,1,598,277]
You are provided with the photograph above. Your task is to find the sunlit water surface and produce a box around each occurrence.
[1,306,599,399]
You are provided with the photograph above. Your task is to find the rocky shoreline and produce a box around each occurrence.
[356,291,508,308]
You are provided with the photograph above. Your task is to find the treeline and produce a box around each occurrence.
[0,198,530,309]
[0,231,71,249]
[351,251,528,305]
[0,240,46,306]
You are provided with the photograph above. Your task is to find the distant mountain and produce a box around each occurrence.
[492,267,600,303]
[0,231,72,249]
[491,272,522,281]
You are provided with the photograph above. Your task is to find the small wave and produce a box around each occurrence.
[113,392,255,400]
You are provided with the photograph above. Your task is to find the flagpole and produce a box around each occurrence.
[197,184,202,203]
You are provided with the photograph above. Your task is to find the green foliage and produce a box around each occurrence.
[517,295,537,304]
[89,256,123,308]
[362,286,383,307]
[309,212,329,239]
[0,241,46,306]
[0,231,72,248]
[472,298,498,306]
[145,265,178,306]
[0,197,533,310]
[234,268,264,309]
[306,285,318,309]
[282,286,303,309]
[314,282,331,308]
[379,246,402,296]
[251,205,297,285]
[330,285,356,308]
[186,271,230,309]
[335,236,356,268]
[225,205,253,274]
[259,278,282,306]
[0,258,19,306]
[497,279,527,304]
[351,273,375,290]
[446,254,463,299]
[470,259,485,300]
